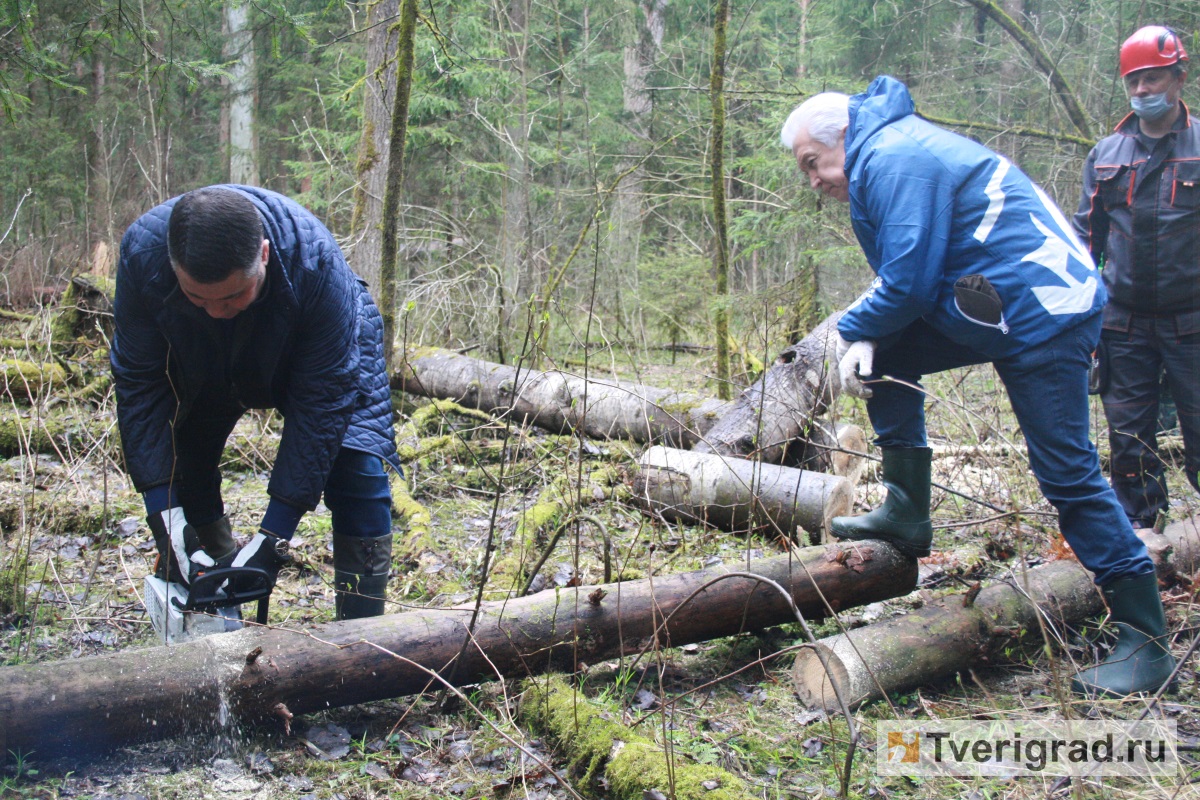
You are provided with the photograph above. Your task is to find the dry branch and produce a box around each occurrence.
[790,516,1200,710]
[0,542,917,760]
[634,446,853,544]
[395,347,729,448]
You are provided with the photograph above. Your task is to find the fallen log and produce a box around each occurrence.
[0,542,916,761]
[692,312,840,463]
[394,345,867,481]
[395,347,729,448]
[790,516,1200,710]
[49,273,115,343]
[634,446,853,544]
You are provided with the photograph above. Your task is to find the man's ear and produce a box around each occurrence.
[260,239,270,266]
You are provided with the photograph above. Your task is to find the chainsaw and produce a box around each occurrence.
[171,566,275,625]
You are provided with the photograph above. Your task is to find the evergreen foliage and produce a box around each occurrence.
[0,0,1194,367]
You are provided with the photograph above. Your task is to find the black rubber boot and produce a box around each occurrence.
[193,515,237,563]
[333,533,392,620]
[1071,572,1176,698]
[830,447,933,558]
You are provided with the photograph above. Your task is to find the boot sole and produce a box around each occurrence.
[831,528,931,559]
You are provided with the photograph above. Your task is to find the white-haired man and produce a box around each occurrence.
[780,75,1173,697]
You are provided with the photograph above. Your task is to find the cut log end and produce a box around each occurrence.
[791,643,851,712]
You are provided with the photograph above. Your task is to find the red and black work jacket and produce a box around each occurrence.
[1073,103,1200,330]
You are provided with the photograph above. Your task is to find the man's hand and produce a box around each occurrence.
[148,507,218,586]
[230,531,291,592]
[836,335,877,399]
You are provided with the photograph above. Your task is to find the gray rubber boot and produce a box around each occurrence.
[193,515,237,563]
[830,447,933,558]
[1071,572,1176,698]
[333,533,392,620]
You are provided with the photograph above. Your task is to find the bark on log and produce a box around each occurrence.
[395,347,729,448]
[634,446,853,544]
[0,543,916,761]
[790,515,1200,710]
[693,313,840,463]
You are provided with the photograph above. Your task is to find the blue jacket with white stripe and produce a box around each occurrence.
[838,76,1104,358]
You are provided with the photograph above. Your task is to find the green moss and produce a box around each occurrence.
[391,471,433,555]
[521,675,752,800]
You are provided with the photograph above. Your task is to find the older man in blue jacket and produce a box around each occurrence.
[780,76,1173,697]
[112,185,400,620]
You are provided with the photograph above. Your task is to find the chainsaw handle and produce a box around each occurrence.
[171,566,274,612]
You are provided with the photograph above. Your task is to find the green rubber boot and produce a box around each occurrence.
[333,533,393,620]
[1071,572,1176,698]
[830,446,933,558]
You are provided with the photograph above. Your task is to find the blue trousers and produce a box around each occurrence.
[1100,311,1200,528]
[864,316,1153,586]
[172,408,391,539]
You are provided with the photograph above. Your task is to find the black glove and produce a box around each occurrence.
[229,531,291,593]
[148,508,219,586]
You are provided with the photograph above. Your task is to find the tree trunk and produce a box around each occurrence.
[85,41,115,275]
[634,446,853,543]
[608,0,667,322]
[349,0,399,295]
[790,516,1200,710]
[958,0,1092,140]
[396,347,730,447]
[378,0,420,374]
[501,0,534,316]
[693,312,840,463]
[0,543,917,761]
[708,0,731,400]
[224,0,259,185]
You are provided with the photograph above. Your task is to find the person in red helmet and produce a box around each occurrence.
[1071,25,1195,696]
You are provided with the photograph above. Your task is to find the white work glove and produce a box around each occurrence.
[835,334,877,399]
[148,507,218,586]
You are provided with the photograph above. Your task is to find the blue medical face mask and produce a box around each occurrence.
[1131,91,1174,121]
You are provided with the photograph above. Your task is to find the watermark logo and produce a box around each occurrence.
[886,731,919,764]
[877,720,1177,778]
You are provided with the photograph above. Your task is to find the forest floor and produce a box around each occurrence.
[1,311,1199,800]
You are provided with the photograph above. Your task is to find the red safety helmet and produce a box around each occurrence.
[1119,26,1189,76]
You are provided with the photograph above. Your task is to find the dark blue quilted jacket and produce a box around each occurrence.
[112,185,399,514]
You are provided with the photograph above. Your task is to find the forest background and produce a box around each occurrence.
[4,0,1196,388]
[3,3,1200,796]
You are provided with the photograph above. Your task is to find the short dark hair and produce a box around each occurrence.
[167,187,264,284]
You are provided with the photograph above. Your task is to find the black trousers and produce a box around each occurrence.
[1101,311,1200,527]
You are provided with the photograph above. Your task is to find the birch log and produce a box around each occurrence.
[790,515,1200,710]
[395,348,729,448]
[634,446,854,543]
[0,542,916,761]
[394,341,867,480]
[692,312,840,463]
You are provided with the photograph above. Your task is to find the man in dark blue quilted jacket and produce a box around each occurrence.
[112,185,401,620]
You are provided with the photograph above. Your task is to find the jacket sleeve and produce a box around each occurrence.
[110,230,179,494]
[1072,147,1109,266]
[266,240,361,512]
[838,147,954,342]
